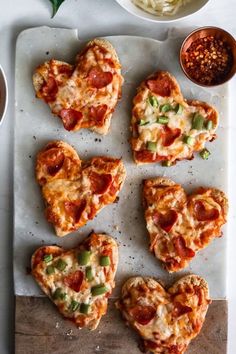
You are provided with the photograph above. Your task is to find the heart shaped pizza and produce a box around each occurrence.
[143,177,228,272]
[131,71,218,165]
[36,141,126,237]
[116,275,211,354]
[33,38,123,135]
[31,232,118,330]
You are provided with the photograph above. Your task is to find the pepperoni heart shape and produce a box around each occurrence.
[161,126,182,147]
[88,67,113,89]
[33,39,123,135]
[36,141,126,237]
[31,232,118,330]
[146,75,174,97]
[117,275,211,354]
[143,177,228,272]
[194,200,220,221]
[60,109,83,131]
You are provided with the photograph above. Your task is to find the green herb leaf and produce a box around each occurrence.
[49,0,66,18]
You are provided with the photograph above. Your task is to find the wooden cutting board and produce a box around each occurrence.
[15,297,227,354]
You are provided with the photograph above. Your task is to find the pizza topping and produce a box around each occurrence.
[147,95,159,107]
[192,113,204,130]
[53,287,66,301]
[194,200,219,221]
[147,76,173,97]
[173,236,195,258]
[161,126,182,147]
[91,284,108,296]
[147,141,157,152]
[43,150,65,176]
[64,270,84,292]
[89,172,112,195]
[44,254,53,263]
[78,250,91,266]
[135,150,165,163]
[46,265,55,275]
[183,135,195,146]
[85,266,94,281]
[60,109,83,131]
[58,64,73,76]
[129,305,156,325]
[162,160,172,167]
[153,210,178,232]
[175,103,183,114]
[64,200,87,223]
[80,303,90,314]
[41,77,58,102]
[157,116,169,125]
[139,119,150,126]
[200,148,211,160]
[172,302,192,317]
[89,104,108,125]
[206,120,213,130]
[88,67,113,89]
[99,255,110,267]
[160,103,173,113]
[69,299,80,312]
[55,258,68,271]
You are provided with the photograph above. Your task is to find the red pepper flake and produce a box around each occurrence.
[182,36,233,85]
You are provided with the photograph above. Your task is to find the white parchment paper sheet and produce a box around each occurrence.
[14,27,228,298]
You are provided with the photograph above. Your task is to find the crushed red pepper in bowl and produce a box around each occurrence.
[180,27,236,87]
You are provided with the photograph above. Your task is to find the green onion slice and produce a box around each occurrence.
[147,141,157,152]
[91,284,108,296]
[200,148,211,160]
[139,119,149,126]
[157,116,169,124]
[85,266,94,281]
[205,120,213,130]
[55,259,67,271]
[183,136,195,146]
[175,103,183,114]
[148,95,158,108]
[46,265,55,275]
[99,256,110,267]
[160,103,172,113]
[70,300,80,312]
[44,254,53,263]
[162,160,172,167]
[80,303,90,314]
[78,250,91,266]
[192,113,204,130]
[53,288,66,301]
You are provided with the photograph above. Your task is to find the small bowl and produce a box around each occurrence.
[180,27,236,87]
[0,64,8,125]
[115,0,210,23]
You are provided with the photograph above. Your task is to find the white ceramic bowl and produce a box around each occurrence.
[115,0,210,23]
[0,64,8,126]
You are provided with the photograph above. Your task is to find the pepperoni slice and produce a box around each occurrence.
[194,200,219,221]
[88,67,113,89]
[58,65,73,76]
[41,77,58,102]
[64,270,84,292]
[129,305,156,325]
[173,302,192,317]
[90,172,112,195]
[153,210,178,232]
[60,109,83,131]
[64,200,86,223]
[173,236,195,258]
[89,104,107,125]
[146,76,173,97]
[42,149,65,176]
[134,150,165,163]
[161,126,182,147]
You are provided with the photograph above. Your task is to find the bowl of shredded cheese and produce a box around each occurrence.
[115,0,210,22]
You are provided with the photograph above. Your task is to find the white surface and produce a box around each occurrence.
[116,0,209,22]
[0,0,235,353]
[14,26,228,298]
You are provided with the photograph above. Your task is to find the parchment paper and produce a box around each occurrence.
[14,27,228,298]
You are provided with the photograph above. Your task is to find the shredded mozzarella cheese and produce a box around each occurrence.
[132,0,192,16]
